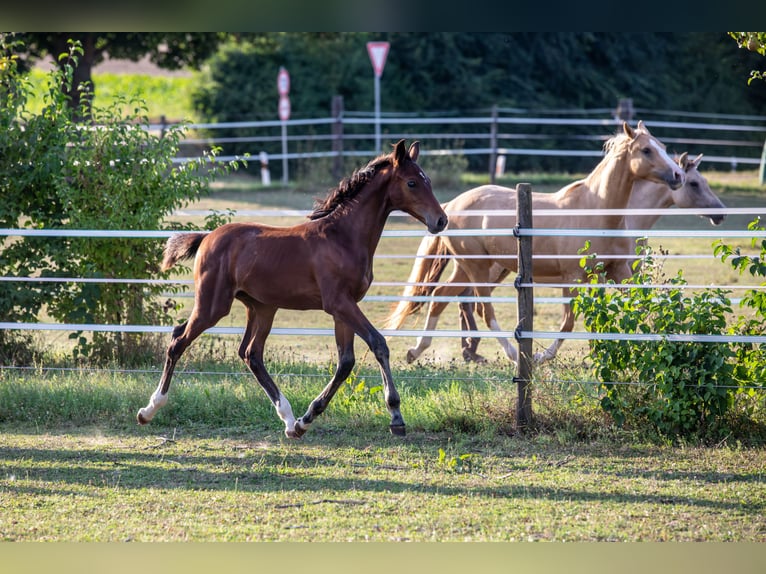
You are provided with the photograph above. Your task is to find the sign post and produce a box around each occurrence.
[277,67,290,185]
[366,41,389,153]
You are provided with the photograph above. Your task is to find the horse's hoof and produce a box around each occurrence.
[462,349,487,364]
[389,424,406,437]
[285,424,307,439]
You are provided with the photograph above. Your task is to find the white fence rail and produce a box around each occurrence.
[2,207,766,344]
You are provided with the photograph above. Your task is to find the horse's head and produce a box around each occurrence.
[389,139,448,234]
[671,152,726,225]
[624,121,685,190]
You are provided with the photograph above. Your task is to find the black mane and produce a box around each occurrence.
[308,153,393,220]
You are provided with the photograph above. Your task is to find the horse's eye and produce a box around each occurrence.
[642,147,652,155]
[690,181,699,189]
[407,180,416,188]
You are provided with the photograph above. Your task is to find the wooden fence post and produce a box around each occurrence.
[515,183,534,430]
[489,105,498,184]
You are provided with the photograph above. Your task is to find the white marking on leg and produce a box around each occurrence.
[409,315,440,359]
[138,389,168,423]
[490,318,518,363]
[276,392,296,434]
[535,339,563,364]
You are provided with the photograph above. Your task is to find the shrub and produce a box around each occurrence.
[571,243,739,440]
[714,217,766,399]
[1,37,242,365]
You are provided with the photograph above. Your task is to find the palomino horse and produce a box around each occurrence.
[456,152,726,363]
[385,121,685,365]
[137,140,447,438]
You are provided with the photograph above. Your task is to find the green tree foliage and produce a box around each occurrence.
[192,33,766,118]
[190,33,766,175]
[12,32,226,115]
[729,32,766,83]
[1,37,240,364]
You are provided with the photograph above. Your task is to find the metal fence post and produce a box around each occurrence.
[514,182,534,430]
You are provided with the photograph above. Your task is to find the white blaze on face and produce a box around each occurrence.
[650,139,679,173]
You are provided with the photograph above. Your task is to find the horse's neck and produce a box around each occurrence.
[326,184,390,255]
[580,152,638,227]
[626,180,673,229]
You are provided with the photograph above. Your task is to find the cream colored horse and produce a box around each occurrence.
[385,121,686,364]
[456,152,726,363]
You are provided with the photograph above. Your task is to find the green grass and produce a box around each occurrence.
[1,418,764,541]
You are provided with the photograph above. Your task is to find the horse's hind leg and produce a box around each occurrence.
[137,279,234,424]
[137,308,226,424]
[238,304,299,437]
[407,265,471,363]
[458,290,484,362]
[292,320,356,437]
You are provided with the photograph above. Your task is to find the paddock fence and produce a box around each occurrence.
[163,102,766,183]
[3,106,766,418]
[2,206,766,349]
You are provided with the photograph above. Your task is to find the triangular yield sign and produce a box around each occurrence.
[367,42,390,78]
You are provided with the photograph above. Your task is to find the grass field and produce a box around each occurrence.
[2,167,766,542]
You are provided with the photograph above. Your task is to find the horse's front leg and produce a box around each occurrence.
[534,289,575,364]
[332,300,405,435]
[293,320,356,437]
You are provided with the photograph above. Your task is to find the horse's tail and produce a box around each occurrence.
[384,233,451,330]
[161,233,206,271]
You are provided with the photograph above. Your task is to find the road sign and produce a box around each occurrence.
[277,67,290,96]
[366,42,390,78]
[278,95,291,121]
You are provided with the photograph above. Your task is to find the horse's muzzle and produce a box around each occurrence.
[708,214,725,226]
[667,170,685,190]
[429,214,449,234]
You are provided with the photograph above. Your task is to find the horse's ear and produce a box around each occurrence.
[623,122,635,139]
[637,119,651,135]
[408,141,420,162]
[393,139,407,167]
[678,151,689,169]
[691,153,704,168]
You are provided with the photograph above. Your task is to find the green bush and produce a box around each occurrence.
[714,218,766,397]
[571,244,739,440]
[1,37,241,365]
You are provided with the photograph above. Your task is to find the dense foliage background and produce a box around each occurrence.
[190,32,766,119]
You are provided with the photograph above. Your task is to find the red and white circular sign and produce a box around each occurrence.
[277,67,290,96]
[278,95,291,121]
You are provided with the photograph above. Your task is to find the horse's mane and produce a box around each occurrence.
[602,130,631,156]
[308,152,393,220]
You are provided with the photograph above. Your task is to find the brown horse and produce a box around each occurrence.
[385,122,685,364]
[137,140,447,438]
[456,152,726,363]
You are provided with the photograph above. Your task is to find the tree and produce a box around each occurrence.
[1,36,241,364]
[11,32,228,117]
[729,32,766,83]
